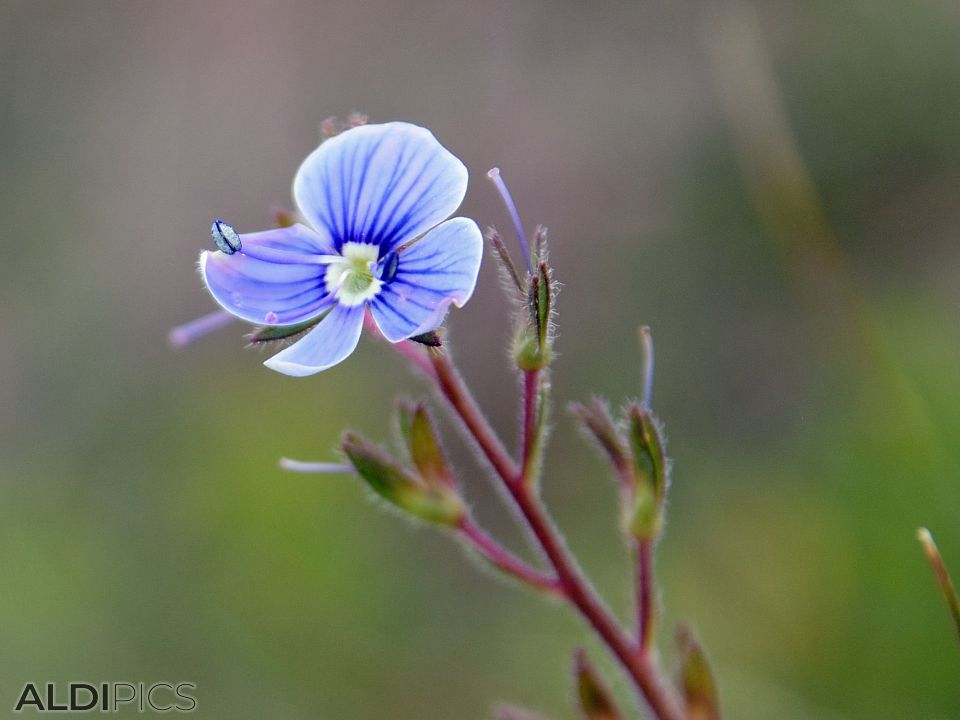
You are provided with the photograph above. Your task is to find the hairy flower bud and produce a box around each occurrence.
[342,432,464,526]
[574,649,623,720]
[676,625,720,720]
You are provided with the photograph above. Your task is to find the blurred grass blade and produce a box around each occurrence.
[573,649,623,720]
[917,528,960,643]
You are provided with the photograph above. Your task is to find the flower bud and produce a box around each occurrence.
[529,262,553,351]
[406,403,455,489]
[626,404,669,540]
[676,625,720,720]
[513,327,551,371]
[342,432,464,527]
[573,649,623,720]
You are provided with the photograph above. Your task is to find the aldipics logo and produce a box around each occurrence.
[13,682,197,713]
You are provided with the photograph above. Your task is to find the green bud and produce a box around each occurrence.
[528,262,553,350]
[626,404,669,540]
[628,477,662,540]
[676,625,720,720]
[918,527,960,643]
[342,432,464,527]
[408,404,454,489]
[514,326,552,370]
[574,649,623,720]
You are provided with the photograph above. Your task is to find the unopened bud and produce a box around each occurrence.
[514,327,551,371]
[407,404,454,489]
[528,262,553,351]
[626,404,669,540]
[676,625,721,720]
[574,649,623,720]
[342,432,464,526]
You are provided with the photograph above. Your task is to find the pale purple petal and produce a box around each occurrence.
[263,303,365,376]
[200,224,335,326]
[370,217,483,342]
[293,122,468,255]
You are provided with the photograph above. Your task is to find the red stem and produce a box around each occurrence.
[428,350,686,720]
[636,538,655,653]
[520,369,540,484]
[458,517,561,596]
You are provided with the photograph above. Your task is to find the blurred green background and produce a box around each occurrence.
[2,0,958,717]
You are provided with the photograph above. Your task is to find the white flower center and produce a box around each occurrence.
[325,242,383,306]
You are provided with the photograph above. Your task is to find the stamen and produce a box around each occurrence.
[380,251,399,283]
[279,458,356,474]
[211,219,242,254]
[486,168,532,273]
[168,309,235,349]
[264,311,279,324]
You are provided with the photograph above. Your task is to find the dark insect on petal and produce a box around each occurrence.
[380,251,399,283]
[211,219,242,254]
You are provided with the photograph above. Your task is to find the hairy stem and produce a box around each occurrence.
[458,517,561,596]
[636,538,655,654]
[520,369,541,486]
[427,350,685,720]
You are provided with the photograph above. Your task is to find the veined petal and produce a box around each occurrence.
[293,122,468,255]
[200,224,335,326]
[370,217,483,342]
[263,303,365,376]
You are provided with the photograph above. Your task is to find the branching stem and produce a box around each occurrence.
[426,349,686,720]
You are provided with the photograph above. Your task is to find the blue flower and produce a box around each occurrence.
[200,122,483,376]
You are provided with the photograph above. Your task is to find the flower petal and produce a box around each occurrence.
[293,122,468,255]
[200,224,335,326]
[263,303,365,376]
[370,217,483,342]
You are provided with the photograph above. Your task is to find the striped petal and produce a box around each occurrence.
[263,303,365,376]
[293,122,468,255]
[200,224,335,326]
[370,217,483,342]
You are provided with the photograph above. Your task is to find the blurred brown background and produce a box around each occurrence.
[2,0,959,717]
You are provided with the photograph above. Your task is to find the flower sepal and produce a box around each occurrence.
[676,625,720,720]
[574,648,624,720]
[342,432,465,527]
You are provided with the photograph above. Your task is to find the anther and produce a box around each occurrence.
[380,251,399,283]
[211,219,242,255]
